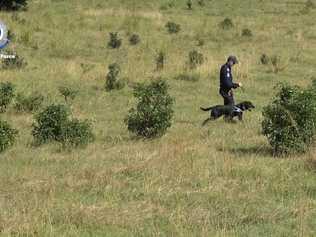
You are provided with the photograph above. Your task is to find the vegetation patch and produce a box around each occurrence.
[15,92,44,113]
[125,80,174,138]
[262,82,316,155]
[0,120,18,153]
[105,63,125,91]
[165,21,181,34]
[0,82,15,113]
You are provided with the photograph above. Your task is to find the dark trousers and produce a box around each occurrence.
[219,89,235,106]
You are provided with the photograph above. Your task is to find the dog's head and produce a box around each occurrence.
[237,101,255,111]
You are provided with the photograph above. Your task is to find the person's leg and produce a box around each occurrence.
[220,90,234,121]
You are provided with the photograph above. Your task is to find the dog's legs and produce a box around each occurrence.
[202,118,212,126]
[238,112,243,121]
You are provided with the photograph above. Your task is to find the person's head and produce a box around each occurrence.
[227,55,238,67]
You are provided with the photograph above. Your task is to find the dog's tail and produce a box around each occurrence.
[200,106,214,111]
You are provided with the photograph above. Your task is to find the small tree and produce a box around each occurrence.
[0,120,18,153]
[219,18,234,30]
[187,0,192,10]
[129,34,140,45]
[262,83,316,155]
[58,86,78,103]
[105,63,125,91]
[165,22,181,34]
[155,51,165,71]
[32,104,94,148]
[260,54,270,65]
[0,0,28,11]
[125,80,174,138]
[242,28,253,37]
[61,119,94,148]
[188,50,204,69]
[32,104,69,144]
[0,82,15,112]
[107,32,122,49]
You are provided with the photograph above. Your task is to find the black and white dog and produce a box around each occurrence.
[200,101,255,125]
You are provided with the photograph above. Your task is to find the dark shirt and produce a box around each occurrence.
[220,63,239,93]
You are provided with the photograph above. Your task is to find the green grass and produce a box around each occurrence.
[0,0,316,236]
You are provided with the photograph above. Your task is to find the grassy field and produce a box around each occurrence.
[0,0,316,236]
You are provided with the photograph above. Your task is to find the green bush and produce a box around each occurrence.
[0,82,15,113]
[188,50,204,69]
[1,50,27,70]
[61,119,94,148]
[105,63,125,91]
[15,92,44,112]
[129,33,141,45]
[155,51,165,71]
[260,54,270,65]
[58,86,78,102]
[262,83,316,155]
[125,80,174,138]
[242,28,253,37]
[187,0,192,10]
[165,21,181,34]
[197,0,205,6]
[0,0,28,10]
[0,120,18,153]
[219,18,234,30]
[107,32,122,49]
[32,104,69,144]
[32,104,94,148]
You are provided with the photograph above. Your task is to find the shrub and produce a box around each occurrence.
[0,120,18,153]
[1,50,27,70]
[262,83,316,155]
[242,28,253,37]
[129,33,140,45]
[219,18,234,30]
[188,50,204,69]
[32,104,69,144]
[105,63,125,91]
[155,51,165,71]
[60,119,94,148]
[0,82,15,112]
[306,0,316,9]
[187,0,192,10]
[32,104,94,148]
[260,54,270,65]
[197,0,205,6]
[15,92,44,112]
[125,80,174,138]
[0,0,28,11]
[175,73,200,82]
[301,0,315,13]
[58,86,78,102]
[107,32,122,49]
[165,21,181,34]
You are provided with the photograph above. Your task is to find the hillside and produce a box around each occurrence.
[0,0,316,236]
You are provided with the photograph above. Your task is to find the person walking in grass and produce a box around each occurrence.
[219,55,242,106]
